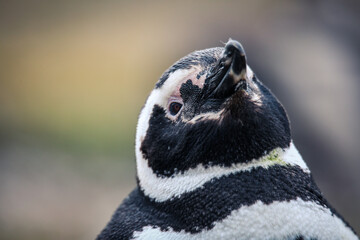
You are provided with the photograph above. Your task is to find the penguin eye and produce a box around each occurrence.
[169,102,183,115]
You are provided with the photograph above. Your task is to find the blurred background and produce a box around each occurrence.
[0,0,359,239]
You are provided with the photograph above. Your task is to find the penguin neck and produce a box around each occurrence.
[136,141,308,202]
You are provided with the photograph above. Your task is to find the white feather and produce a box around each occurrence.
[136,142,309,202]
[132,198,358,240]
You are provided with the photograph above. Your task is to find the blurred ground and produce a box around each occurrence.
[0,0,359,239]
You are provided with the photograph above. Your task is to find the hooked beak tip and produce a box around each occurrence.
[224,39,247,81]
[206,39,249,99]
[225,39,246,57]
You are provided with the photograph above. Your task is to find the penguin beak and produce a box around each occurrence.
[207,39,247,99]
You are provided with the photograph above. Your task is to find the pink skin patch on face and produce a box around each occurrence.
[169,67,207,100]
[166,67,207,118]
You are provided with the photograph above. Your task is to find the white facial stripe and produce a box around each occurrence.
[136,69,194,154]
[136,142,309,202]
[250,92,263,106]
[185,109,225,123]
[246,65,254,79]
[245,65,264,107]
[283,143,309,171]
[132,198,357,240]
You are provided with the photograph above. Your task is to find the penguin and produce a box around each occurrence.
[97,39,359,240]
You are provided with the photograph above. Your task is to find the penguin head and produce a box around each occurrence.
[136,39,291,179]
